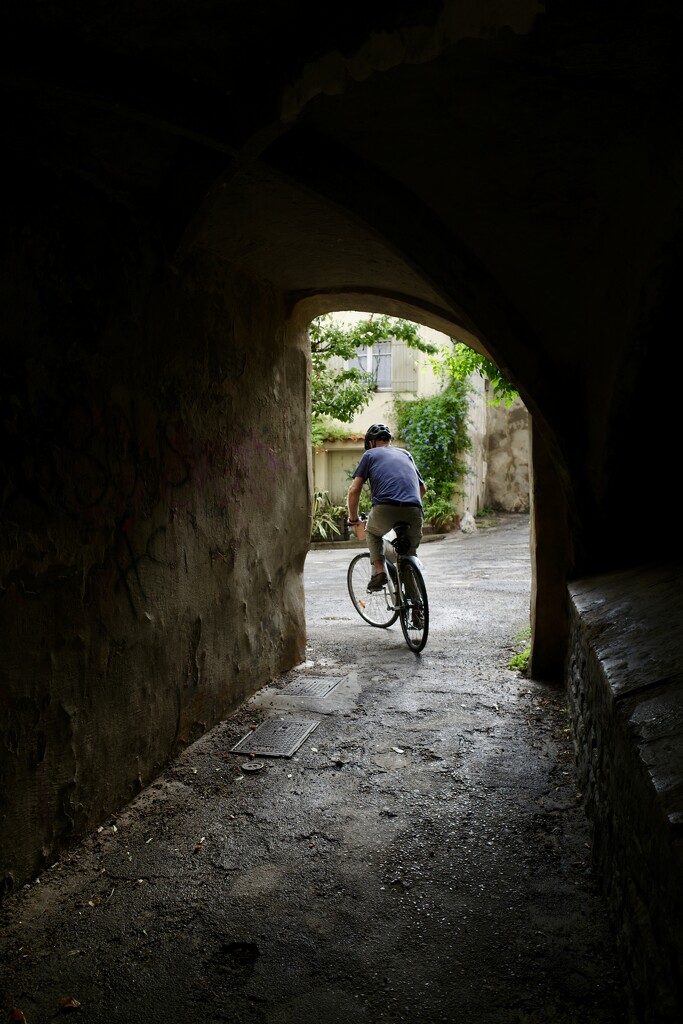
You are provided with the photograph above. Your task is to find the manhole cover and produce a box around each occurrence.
[282,676,342,697]
[230,717,320,757]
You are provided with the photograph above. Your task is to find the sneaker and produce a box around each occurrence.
[411,607,425,629]
[367,571,388,592]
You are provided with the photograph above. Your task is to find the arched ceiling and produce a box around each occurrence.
[4,1,683,400]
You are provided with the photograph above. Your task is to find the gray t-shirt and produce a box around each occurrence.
[353,446,424,506]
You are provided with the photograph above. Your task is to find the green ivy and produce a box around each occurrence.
[393,383,472,511]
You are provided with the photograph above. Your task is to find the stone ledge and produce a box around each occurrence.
[567,564,683,1023]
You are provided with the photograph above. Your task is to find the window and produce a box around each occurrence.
[342,337,418,393]
[349,342,392,391]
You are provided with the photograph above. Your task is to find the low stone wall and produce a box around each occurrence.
[566,566,683,1023]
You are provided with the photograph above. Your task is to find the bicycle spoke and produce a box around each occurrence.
[347,553,399,628]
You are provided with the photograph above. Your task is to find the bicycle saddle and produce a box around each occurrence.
[393,522,411,555]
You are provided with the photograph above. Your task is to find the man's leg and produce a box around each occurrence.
[404,507,424,556]
[401,508,425,604]
[366,505,398,579]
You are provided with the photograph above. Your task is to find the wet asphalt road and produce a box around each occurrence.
[0,514,631,1024]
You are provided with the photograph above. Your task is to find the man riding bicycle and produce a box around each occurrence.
[347,423,427,592]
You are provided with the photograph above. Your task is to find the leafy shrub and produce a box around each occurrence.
[423,494,458,531]
[394,382,472,523]
[311,490,344,540]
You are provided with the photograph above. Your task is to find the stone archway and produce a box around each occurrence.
[2,6,683,957]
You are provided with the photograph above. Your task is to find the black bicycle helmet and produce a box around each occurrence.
[364,423,393,449]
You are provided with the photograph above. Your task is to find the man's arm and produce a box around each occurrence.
[419,481,427,500]
[347,476,365,523]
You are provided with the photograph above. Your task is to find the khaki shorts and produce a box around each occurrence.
[366,503,423,564]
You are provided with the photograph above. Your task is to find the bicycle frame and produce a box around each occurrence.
[347,520,429,653]
[386,530,429,652]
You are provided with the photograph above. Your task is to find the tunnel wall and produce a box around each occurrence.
[566,567,683,1023]
[0,177,310,893]
[484,397,529,514]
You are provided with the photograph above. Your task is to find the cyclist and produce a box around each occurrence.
[347,423,427,591]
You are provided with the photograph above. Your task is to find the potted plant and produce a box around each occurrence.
[422,493,460,533]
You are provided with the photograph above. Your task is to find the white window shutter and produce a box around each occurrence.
[391,339,418,392]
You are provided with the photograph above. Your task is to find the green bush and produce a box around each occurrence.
[394,382,472,522]
[423,494,458,531]
[311,490,344,541]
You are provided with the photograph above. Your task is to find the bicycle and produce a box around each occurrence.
[347,517,429,653]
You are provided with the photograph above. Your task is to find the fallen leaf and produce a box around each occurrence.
[58,996,81,1011]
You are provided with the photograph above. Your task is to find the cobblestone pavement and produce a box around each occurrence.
[0,514,632,1024]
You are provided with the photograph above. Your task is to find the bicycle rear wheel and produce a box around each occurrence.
[347,553,399,628]
[398,558,429,652]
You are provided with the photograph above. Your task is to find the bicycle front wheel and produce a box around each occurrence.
[398,557,429,653]
[347,553,399,628]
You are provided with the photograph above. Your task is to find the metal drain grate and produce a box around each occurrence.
[230,717,320,758]
[282,676,342,697]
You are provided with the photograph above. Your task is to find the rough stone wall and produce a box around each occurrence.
[461,384,530,517]
[0,180,310,893]
[485,398,530,513]
[460,374,488,517]
[566,568,683,1023]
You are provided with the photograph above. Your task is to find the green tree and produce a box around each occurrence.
[309,313,436,425]
[430,341,519,407]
